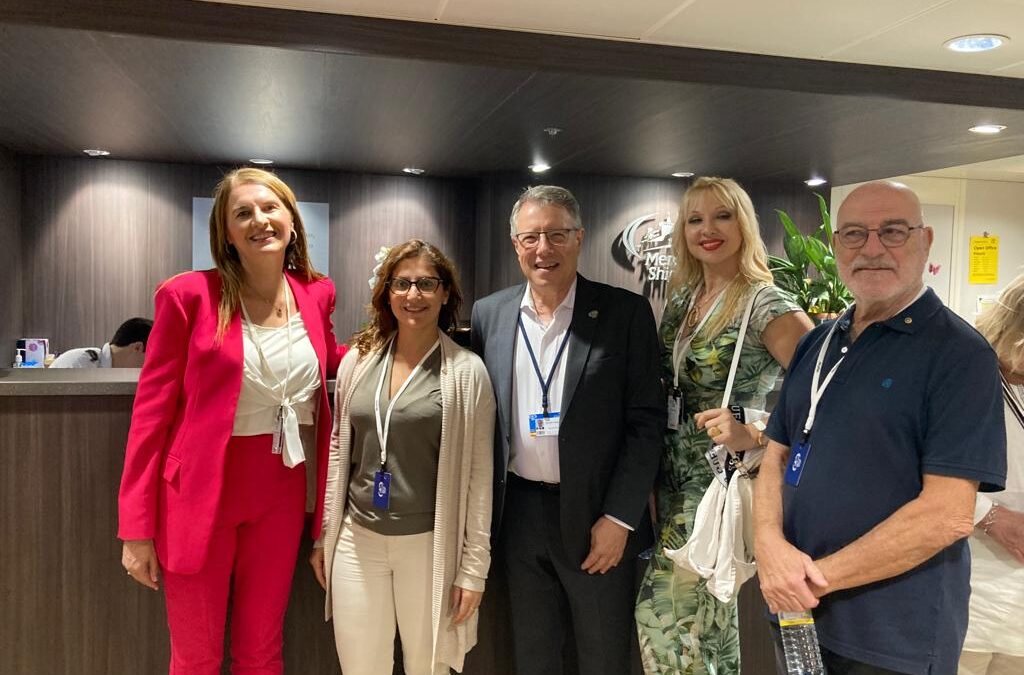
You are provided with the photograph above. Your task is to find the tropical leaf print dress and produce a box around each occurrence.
[635,283,800,675]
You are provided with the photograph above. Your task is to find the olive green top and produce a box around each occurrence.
[346,345,442,535]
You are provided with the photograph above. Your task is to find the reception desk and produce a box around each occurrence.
[0,369,775,674]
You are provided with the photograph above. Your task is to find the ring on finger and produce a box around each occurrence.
[709,426,720,437]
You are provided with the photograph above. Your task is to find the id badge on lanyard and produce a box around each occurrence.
[788,319,846,487]
[518,315,570,440]
[373,338,440,511]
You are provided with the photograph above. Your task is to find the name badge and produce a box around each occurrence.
[373,470,392,510]
[271,405,284,455]
[784,441,811,487]
[529,412,561,437]
[704,443,729,486]
[667,389,682,431]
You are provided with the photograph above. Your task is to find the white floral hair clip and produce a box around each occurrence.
[368,246,391,289]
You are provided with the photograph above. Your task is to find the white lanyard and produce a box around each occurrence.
[240,277,294,409]
[373,337,441,468]
[672,283,727,388]
[802,316,846,438]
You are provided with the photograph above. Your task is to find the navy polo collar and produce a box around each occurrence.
[837,287,943,335]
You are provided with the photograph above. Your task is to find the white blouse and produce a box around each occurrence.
[233,311,321,468]
[964,382,1024,656]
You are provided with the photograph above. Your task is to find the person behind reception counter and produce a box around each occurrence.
[49,317,153,368]
[118,167,344,675]
[311,239,495,675]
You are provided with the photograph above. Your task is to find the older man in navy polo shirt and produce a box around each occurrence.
[754,181,1006,675]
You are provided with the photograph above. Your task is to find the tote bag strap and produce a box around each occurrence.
[1003,374,1024,432]
[719,285,767,409]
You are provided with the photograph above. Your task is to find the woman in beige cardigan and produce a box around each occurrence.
[310,239,495,675]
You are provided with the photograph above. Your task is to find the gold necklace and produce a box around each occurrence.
[246,279,285,318]
[685,284,725,329]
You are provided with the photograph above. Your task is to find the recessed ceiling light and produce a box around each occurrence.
[402,167,425,175]
[805,177,828,187]
[83,149,110,157]
[671,171,694,178]
[249,158,274,165]
[544,127,562,137]
[944,34,1008,53]
[969,124,1007,135]
[530,162,551,173]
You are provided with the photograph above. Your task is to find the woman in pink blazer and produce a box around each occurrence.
[118,167,344,675]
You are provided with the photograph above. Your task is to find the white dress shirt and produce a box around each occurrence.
[509,280,576,483]
[50,342,112,368]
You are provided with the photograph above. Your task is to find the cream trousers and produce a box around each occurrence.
[959,650,1024,675]
[331,515,448,675]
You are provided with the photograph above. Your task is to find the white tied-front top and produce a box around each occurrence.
[234,306,321,468]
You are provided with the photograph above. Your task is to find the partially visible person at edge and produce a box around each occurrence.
[755,180,1006,675]
[471,185,664,675]
[634,176,812,674]
[50,317,153,368]
[959,272,1024,675]
[118,167,345,674]
[311,239,495,675]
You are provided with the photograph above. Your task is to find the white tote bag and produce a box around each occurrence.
[664,286,766,603]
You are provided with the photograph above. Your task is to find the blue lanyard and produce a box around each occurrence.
[517,314,572,414]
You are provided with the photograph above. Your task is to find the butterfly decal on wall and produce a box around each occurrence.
[927,262,941,276]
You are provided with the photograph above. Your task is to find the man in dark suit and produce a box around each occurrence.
[471,185,664,675]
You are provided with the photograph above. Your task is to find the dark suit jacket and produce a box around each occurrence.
[470,274,664,565]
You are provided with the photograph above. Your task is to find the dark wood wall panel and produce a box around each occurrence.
[0,148,22,361]
[17,159,478,351]
[328,174,478,343]
[20,157,200,353]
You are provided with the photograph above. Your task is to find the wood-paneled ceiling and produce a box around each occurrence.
[2,0,1024,184]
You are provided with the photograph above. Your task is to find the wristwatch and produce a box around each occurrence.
[751,419,768,447]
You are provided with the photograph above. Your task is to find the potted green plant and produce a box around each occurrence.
[768,193,852,321]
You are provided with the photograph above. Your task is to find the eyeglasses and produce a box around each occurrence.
[388,277,444,294]
[835,223,924,249]
[512,228,579,248]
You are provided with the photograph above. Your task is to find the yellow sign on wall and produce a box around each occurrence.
[969,235,999,285]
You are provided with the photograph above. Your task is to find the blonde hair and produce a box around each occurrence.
[668,176,773,338]
[351,239,463,354]
[208,167,322,341]
[976,272,1024,375]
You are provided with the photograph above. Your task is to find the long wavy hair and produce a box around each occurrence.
[351,239,463,354]
[208,167,322,341]
[668,176,773,339]
[976,272,1024,375]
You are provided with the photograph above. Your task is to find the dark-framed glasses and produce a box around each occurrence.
[388,277,444,294]
[835,223,924,249]
[512,228,579,248]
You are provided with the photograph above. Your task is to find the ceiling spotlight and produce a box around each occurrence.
[83,149,110,157]
[805,177,828,187]
[544,127,563,137]
[969,124,1006,134]
[671,171,695,178]
[530,162,551,173]
[402,167,425,175]
[249,158,274,165]
[944,35,1008,53]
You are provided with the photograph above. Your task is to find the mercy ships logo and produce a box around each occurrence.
[621,214,677,283]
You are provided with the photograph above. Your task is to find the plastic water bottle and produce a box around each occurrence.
[779,610,824,675]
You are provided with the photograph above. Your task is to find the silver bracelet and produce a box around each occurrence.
[980,502,1001,536]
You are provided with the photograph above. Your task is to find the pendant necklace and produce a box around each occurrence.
[248,278,286,318]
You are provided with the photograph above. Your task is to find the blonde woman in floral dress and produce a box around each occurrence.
[635,177,812,674]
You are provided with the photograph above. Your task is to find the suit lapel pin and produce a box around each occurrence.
[588,310,599,319]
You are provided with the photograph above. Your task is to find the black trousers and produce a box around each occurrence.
[770,622,910,675]
[499,477,638,675]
